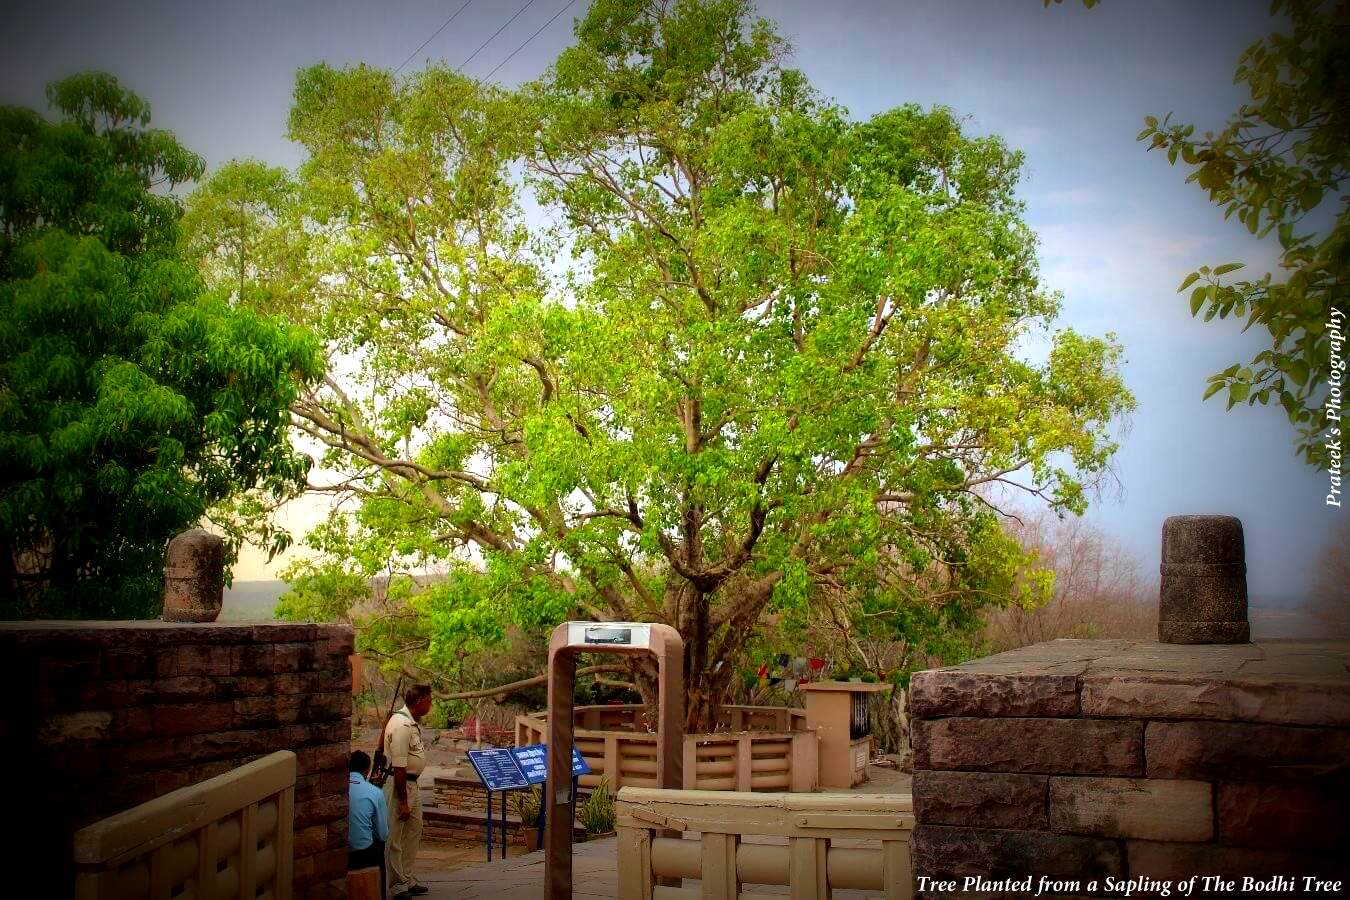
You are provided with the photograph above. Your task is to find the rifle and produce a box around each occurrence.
[370,675,404,788]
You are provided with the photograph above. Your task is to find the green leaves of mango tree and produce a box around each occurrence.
[0,74,323,618]
[1145,0,1348,469]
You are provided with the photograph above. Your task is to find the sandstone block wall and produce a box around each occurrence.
[2,621,354,900]
[910,639,1350,897]
[424,808,586,845]
[433,773,592,822]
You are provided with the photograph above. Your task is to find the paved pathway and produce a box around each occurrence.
[416,837,618,899]
[414,763,912,899]
[409,760,911,898]
[415,834,897,899]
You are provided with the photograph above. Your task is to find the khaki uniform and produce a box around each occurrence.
[383,705,426,896]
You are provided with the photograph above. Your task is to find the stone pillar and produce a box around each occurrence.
[162,528,224,623]
[1159,515,1249,644]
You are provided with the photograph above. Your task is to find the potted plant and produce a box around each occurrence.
[578,778,616,840]
[510,785,543,849]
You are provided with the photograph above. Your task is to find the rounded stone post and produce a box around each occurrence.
[162,528,224,623]
[1159,515,1249,644]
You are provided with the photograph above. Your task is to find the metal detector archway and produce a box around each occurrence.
[545,622,684,899]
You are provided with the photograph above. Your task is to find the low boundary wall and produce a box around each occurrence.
[2,621,353,900]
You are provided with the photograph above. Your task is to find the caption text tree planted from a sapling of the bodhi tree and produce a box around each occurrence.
[916,875,1343,897]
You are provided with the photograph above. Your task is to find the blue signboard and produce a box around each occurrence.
[509,744,549,785]
[466,748,528,792]
[571,745,593,777]
[509,743,592,784]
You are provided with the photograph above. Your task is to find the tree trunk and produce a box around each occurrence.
[684,582,716,733]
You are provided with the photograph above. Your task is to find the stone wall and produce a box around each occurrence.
[424,808,586,845]
[1,621,353,900]
[434,773,593,819]
[434,773,506,814]
[909,639,1350,897]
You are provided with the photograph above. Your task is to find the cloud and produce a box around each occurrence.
[1031,214,1282,343]
[1035,218,1209,330]
[1041,187,1101,206]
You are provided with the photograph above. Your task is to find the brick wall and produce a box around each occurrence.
[424,808,587,845]
[434,773,593,819]
[2,621,353,900]
[434,774,501,814]
[909,639,1350,897]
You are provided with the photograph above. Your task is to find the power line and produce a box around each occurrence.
[459,0,539,71]
[483,0,577,82]
[396,0,475,74]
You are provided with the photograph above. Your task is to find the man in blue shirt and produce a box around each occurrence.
[348,750,390,899]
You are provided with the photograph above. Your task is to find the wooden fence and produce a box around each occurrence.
[515,713,818,792]
[617,788,914,899]
[73,751,296,900]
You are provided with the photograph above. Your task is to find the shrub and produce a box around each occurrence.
[578,778,616,836]
[510,785,542,825]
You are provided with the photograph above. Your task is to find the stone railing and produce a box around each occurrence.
[515,712,818,792]
[616,788,914,899]
[73,750,296,900]
[683,732,818,792]
[517,704,806,741]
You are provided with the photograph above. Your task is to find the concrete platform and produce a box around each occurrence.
[414,837,619,899]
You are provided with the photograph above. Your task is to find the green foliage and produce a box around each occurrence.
[180,160,317,321]
[273,559,369,622]
[1139,0,1349,469]
[510,784,542,825]
[188,1,1132,729]
[432,697,471,728]
[0,73,322,618]
[578,778,616,836]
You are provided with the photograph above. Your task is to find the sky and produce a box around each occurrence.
[2,0,1337,608]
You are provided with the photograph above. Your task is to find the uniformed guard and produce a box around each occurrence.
[382,683,433,899]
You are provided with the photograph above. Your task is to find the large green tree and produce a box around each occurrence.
[0,73,321,618]
[190,0,1132,729]
[1139,0,1348,469]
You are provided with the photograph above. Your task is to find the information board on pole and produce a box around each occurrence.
[466,748,529,791]
[510,743,591,784]
[570,745,591,777]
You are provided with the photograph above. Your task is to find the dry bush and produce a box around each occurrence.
[984,512,1155,652]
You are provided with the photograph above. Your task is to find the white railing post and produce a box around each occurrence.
[617,818,655,900]
[616,787,913,900]
[883,838,914,900]
[736,734,753,792]
[788,836,829,900]
[701,831,740,899]
[604,735,619,788]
